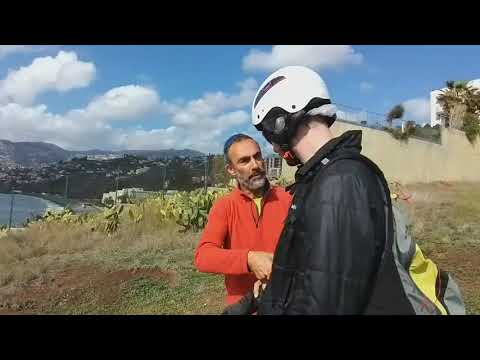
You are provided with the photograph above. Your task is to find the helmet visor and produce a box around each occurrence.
[256,108,290,144]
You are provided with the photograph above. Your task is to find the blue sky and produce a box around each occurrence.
[1,45,479,155]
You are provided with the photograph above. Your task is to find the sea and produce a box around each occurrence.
[0,193,63,227]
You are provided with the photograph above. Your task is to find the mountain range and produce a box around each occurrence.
[0,139,205,168]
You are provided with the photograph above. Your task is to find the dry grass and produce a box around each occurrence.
[396,182,480,247]
[0,214,195,287]
[0,214,219,314]
[0,197,202,291]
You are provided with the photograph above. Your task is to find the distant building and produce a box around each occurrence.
[101,187,159,205]
[135,167,150,175]
[87,154,122,161]
[430,79,480,127]
[265,155,282,179]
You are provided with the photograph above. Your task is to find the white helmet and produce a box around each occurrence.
[251,66,336,149]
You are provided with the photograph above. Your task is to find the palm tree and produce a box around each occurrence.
[437,80,480,128]
[386,104,404,127]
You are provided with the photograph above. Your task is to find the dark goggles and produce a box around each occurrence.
[256,109,298,144]
[255,98,334,145]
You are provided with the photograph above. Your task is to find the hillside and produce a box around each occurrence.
[0,139,205,168]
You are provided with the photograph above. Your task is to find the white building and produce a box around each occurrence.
[102,187,158,204]
[265,155,282,179]
[135,167,150,175]
[430,79,480,127]
[86,154,122,161]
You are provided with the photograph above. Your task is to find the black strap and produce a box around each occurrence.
[221,292,257,315]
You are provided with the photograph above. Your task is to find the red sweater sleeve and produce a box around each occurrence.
[194,199,250,275]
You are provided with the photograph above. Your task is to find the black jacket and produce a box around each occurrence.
[255,130,388,315]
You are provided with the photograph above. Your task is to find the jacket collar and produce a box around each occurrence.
[285,130,363,193]
[296,130,363,180]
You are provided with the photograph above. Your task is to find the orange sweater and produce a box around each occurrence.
[194,185,292,305]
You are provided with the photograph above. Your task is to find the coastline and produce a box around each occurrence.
[0,192,102,228]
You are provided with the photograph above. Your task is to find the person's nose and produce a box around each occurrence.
[250,157,260,171]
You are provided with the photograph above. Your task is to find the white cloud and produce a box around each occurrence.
[0,76,260,153]
[163,77,257,126]
[0,102,114,150]
[79,85,160,122]
[129,78,258,152]
[228,78,259,108]
[0,83,161,149]
[0,50,95,105]
[359,81,374,93]
[119,127,180,150]
[402,97,430,123]
[242,45,363,73]
[159,78,257,144]
[156,82,255,153]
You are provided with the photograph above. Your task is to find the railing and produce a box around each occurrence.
[335,103,400,129]
[334,103,442,145]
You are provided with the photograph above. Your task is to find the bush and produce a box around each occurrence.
[462,113,480,145]
[25,188,229,236]
[383,127,410,142]
[413,125,442,143]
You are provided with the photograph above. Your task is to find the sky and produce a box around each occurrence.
[1,45,479,155]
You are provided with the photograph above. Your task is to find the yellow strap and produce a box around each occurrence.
[409,244,448,315]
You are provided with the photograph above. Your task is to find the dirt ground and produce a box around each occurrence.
[0,267,176,314]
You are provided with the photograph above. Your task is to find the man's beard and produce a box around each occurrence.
[236,171,267,191]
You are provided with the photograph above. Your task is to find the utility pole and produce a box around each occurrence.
[8,187,15,230]
[64,175,69,199]
[204,154,209,192]
[115,174,119,205]
[162,165,167,191]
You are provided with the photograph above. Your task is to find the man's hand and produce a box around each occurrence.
[221,280,268,315]
[247,251,273,280]
[254,280,268,298]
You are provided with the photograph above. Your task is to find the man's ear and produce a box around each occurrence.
[226,163,236,177]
